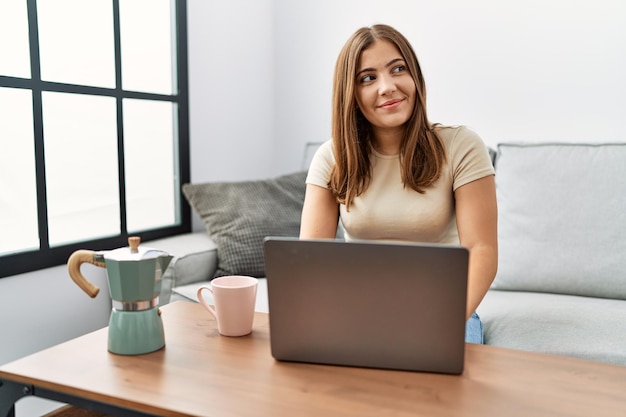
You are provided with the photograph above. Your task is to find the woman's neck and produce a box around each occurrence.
[371,127,403,155]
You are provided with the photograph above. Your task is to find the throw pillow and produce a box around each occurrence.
[182,171,307,278]
[491,143,626,300]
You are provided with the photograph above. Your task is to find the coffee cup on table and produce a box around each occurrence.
[197,276,258,336]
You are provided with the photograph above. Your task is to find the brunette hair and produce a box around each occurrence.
[329,24,446,209]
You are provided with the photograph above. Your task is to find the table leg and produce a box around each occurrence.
[0,379,33,417]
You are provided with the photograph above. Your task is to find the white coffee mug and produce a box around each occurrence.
[197,276,258,336]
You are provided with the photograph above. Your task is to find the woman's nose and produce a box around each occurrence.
[378,74,396,95]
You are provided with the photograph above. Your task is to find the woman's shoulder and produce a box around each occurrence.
[432,125,480,143]
[318,138,333,152]
[304,139,334,168]
[313,139,334,162]
[433,125,494,186]
[305,139,335,186]
[433,125,492,162]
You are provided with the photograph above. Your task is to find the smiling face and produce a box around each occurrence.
[355,39,416,142]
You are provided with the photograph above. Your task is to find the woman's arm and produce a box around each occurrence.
[300,184,340,239]
[454,175,498,320]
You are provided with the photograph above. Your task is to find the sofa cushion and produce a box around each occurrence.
[477,289,626,366]
[492,143,626,300]
[182,171,307,278]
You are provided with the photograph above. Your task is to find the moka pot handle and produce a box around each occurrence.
[67,250,106,298]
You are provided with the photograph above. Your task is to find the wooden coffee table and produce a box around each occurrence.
[1,301,625,416]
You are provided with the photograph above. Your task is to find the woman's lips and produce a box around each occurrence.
[379,98,403,109]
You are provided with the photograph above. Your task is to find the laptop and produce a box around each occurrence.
[263,237,469,374]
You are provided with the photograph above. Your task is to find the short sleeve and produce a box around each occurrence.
[305,139,335,189]
[449,127,495,191]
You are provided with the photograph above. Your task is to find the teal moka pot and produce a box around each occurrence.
[68,236,173,355]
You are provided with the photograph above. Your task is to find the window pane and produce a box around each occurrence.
[120,0,176,94]
[0,88,38,254]
[43,92,120,246]
[37,0,115,88]
[124,99,180,232]
[0,0,31,78]
[123,99,178,232]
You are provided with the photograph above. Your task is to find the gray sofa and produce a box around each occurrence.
[152,141,626,367]
[477,142,626,366]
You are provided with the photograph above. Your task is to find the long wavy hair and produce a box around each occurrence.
[329,24,446,209]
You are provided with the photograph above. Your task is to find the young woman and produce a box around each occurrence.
[300,24,498,343]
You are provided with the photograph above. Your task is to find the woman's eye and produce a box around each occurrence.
[393,65,406,74]
[360,74,375,83]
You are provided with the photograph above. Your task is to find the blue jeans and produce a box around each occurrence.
[465,312,484,344]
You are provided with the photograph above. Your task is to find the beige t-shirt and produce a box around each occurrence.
[306,126,495,244]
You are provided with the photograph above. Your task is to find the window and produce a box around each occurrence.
[0,0,190,278]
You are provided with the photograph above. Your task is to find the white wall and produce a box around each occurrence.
[188,0,626,226]
[187,0,275,184]
[271,0,626,163]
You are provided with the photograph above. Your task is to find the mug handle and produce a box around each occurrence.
[197,286,218,320]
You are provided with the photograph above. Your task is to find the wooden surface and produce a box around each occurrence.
[2,301,626,416]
